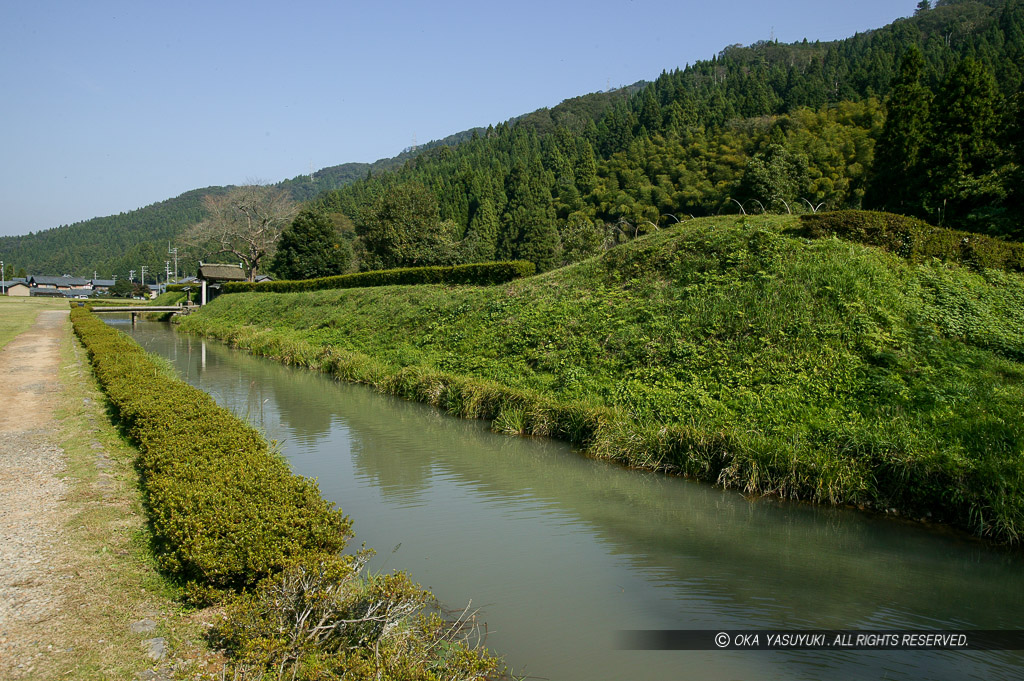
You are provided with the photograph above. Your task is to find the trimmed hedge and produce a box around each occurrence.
[220,260,535,294]
[70,308,352,602]
[798,211,1024,273]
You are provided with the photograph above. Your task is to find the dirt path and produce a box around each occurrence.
[0,310,70,676]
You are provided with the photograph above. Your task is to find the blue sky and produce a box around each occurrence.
[0,1,918,237]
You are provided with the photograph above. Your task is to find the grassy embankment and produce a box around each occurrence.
[149,290,187,306]
[180,215,1024,544]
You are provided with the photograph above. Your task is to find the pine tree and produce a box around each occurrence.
[462,199,499,262]
[924,56,1000,226]
[998,0,1024,94]
[499,159,560,270]
[1001,90,1024,239]
[517,220,561,272]
[574,139,598,195]
[867,46,932,214]
[638,88,663,132]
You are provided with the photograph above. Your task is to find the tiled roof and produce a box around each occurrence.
[29,275,90,287]
[197,264,246,281]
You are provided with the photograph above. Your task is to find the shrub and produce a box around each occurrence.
[216,555,500,680]
[70,308,352,600]
[221,260,536,295]
[798,210,1024,272]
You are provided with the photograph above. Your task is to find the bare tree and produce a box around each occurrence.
[186,183,297,281]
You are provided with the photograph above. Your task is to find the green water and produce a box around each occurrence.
[119,319,1024,681]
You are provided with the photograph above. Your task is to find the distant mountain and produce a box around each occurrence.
[0,84,635,280]
[6,0,1019,279]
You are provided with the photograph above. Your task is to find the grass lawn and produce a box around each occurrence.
[0,297,68,350]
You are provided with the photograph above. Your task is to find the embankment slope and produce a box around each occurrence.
[180,216,1024,543]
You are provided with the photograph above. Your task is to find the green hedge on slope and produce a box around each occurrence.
[219,260,535,294]
[798,211,1024,272]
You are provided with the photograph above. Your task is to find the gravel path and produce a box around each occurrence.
[0,311,70,676]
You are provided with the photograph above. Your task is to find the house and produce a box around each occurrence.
[1,281,31,296]
[196,263,246,305]
[90,279,116,293]
[28,275,91,291]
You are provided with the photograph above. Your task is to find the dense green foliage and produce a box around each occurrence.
[798,211,1024,272]
[182,216,1024,544]
[71,307,501,678]
[222,260,535,294]
[271,208,353,280]
[358,183,457,269]
[870,46,1016,234]
[310,0,1023,271]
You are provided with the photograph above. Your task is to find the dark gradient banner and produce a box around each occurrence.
[618,630,1024,651]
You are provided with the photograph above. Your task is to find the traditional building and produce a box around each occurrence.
[28,275,91,291]
[196,263,246,305]
[1,281,31,296]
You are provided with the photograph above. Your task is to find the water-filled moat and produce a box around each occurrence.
[116,318,1024,681]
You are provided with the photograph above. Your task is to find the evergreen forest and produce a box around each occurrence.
[2,0,1022,278]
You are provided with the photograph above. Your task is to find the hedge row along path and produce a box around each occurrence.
[0,310,69,677]
[0,306,223,680]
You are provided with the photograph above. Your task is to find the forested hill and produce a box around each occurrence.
[313,0,1023,275]
[0,77,637,279]
[4,0,1021,279]
[0,131,452,278]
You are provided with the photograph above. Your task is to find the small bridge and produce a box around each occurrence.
[89,306,188,313]
[87,305,197,325]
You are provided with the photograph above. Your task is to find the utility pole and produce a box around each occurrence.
[168,243,178,281]
[129,269,136,282]
[141,265,148,286]
[165,260,171,285]
[1,261,5,295]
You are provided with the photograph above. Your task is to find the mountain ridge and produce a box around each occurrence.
[0,82,641,279]
[3,0,1018,278]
